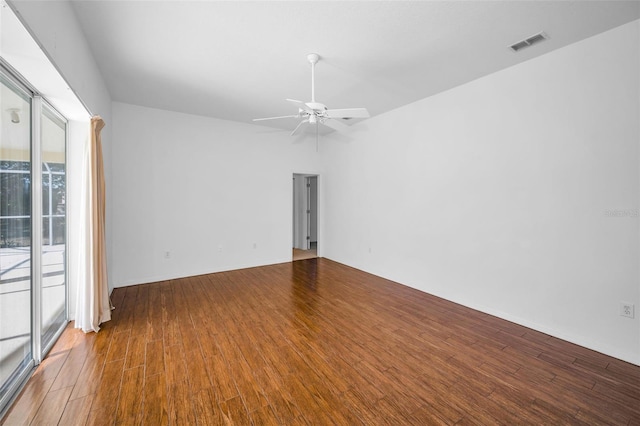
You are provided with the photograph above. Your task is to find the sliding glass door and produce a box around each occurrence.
[41,104,67,352]
[0,69,34,411]
[0,65,68,415]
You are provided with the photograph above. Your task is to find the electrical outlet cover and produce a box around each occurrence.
[620,303,635,319]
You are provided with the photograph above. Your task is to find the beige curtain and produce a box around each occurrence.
[75,116,111,332]
[91,115,112,328]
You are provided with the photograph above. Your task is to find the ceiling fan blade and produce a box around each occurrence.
[253,114,299,122]
[291,119,308,136]
[321,118,348,132]
[286,99,314,114]
[325,108,370,119]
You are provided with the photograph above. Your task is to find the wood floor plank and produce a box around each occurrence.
[164,344,197,424]
[104,328,130,363]
[58,394,94,426]
[30,385,73,425]
[89,358,125,416]
[115,366,144,424]
[340,388,381,425]
[1,377,54,425]
[167,378,197,425]
[146,284,164,342]
[226,355,269,413]
[250,404,282,425]
[193,387,224,424]
[219,395,251,425]
[144,339,164,378]
[184,348,212,392]
[49,354,85,392]
[85,406,116,426]
[204,353,239,403]
[3,258,640,425]
[266,393,303,424]
[124,331,146,370]
[68,350,107,400]
[112,285,138,334]
[92,320,115,355]
[30,347,70,383]
[141,373,169,425]
[131,284,150,334]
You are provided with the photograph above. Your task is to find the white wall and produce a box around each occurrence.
[111,102,321,286]
[322,21,640,364]
[9,0,114,295]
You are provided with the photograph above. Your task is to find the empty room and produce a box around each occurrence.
[1,0,639,424]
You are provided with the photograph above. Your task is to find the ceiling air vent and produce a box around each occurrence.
[510,32,548,52]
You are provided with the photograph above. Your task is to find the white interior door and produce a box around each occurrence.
[309,176,318,244]
[292,174,306,250]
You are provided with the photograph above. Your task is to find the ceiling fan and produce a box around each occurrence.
[253,53,370,139]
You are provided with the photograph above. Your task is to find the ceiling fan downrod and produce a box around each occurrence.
[307,53,319,103]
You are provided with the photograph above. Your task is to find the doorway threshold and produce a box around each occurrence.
[292,242,317,261]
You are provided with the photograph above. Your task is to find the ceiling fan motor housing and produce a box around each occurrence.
[306,102,327,113]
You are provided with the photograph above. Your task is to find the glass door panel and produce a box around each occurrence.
[40,104,66,350]
[0,73,33,405]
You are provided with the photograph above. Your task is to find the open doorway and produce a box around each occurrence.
[292,174,318,261]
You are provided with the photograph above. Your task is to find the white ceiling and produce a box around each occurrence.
[1,0,91,121]
[70,1,639,131]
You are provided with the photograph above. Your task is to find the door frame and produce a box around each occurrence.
[292,172,320,256]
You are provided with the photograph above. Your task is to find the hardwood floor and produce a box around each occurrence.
[292,248,317,261]
[3,258,639,425]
